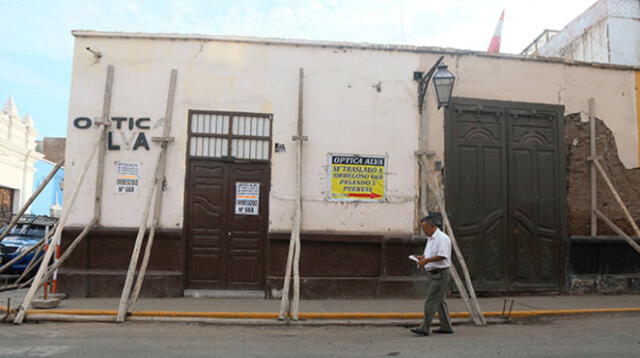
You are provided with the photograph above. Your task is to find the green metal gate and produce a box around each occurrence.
[444,98,566,293]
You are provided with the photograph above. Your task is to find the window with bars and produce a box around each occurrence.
[189,112,272,161]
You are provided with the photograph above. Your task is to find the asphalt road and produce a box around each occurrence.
[0,313,639,357]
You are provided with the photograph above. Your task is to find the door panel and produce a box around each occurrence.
[187,161,229,289]
[186,160,270,290]
[446,98,564,293]
[445,103,509,291]
[227,165,270,289]
[507,109,562,291]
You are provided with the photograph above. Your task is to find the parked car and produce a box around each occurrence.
[0,215,57,274]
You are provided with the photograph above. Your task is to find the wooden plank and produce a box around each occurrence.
[279,68,304,321]
[115,166,159,322]
[0,240,44,275]
[127,69,178,313]
[593,159,640,240]
[589,98,597,236]
[0,160,64,242]
[595,210,640,254]
[450,265,482,324]
[15,234,47,284]
[277,233,296,319]
[14,127,104,324]
[291,68,304,320]
[93,65,114,224]
[41,218,97,284]
[424,161,486,326]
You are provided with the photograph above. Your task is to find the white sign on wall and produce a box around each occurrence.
[235,182,260,215]
[115,161,140,195]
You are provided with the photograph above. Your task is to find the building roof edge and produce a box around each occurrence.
[71,30,640,72]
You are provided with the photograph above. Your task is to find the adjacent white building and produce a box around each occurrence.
[522,0,640,66]
[0,96,44,223]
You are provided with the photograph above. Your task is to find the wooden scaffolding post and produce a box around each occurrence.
[594,210,640,254]
[592,159,640,246]
[589,98,597,236]
[0,239,44,276]
[0,160,64,242]
[128,69,178,313]
[40,218,97,285]
[94,65,115,225]
[424,162,487,326]
[14,127,105,324]
[279,68,306,321]
[116,69,178,322]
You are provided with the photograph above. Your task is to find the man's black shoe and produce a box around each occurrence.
[409,327,429,336]
[432,329,453,334]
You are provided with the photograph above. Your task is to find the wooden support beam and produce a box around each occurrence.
[449,265,482,324]
[589,98,597,236]
[127,69,178,313]
[15,233,48,285]
[93,65,114,225]
[0,160,64,242]
[595,210,640,254]
[14,126,104,324]
[279,68,305,321]
[115,166,157,322]
[424,161,486,326]
[592,159,640,240]
[40,218,97,284]
[0,240,44,276]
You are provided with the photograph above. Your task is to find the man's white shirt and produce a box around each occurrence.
[422,228,452,271]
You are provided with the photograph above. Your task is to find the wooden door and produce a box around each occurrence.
[445,98,565,293]
[185,160,270,290]
[444,102,510,291]
[507,107,565,291]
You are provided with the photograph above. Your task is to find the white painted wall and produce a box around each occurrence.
[609,16,640,66]
[0,101,43,213]
[537,0,640,67]
[65,32,640,234]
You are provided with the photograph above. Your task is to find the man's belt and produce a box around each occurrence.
[427,267,450,274]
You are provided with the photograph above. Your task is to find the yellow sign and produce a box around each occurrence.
[330,154,386,201]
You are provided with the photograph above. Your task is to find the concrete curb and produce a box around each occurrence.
[3,313,509,326]
[2,306,640,324]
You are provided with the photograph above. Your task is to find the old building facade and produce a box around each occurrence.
[60,31,640,298]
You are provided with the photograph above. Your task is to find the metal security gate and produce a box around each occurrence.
[184,111,272,290]
[444,98,566,293]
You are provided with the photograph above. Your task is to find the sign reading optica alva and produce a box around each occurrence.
[329,154,386,202]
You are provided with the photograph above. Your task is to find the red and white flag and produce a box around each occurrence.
[487,10,504,53]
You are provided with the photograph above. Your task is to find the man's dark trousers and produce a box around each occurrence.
[419,267,453,333]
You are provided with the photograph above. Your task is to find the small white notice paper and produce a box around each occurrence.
[408,255,419,263]
[235,182,260,215]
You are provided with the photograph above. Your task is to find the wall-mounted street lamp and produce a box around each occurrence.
[417,56,456,113]
[432,65,455,109]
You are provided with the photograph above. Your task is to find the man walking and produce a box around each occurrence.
[410,213,454,336]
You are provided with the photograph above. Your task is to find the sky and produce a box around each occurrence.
[0,0,596,139]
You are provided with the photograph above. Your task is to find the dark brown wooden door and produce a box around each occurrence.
[445,98,565,293]
[186,160,270,290]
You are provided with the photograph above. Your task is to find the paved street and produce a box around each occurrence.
[1,313,638,357]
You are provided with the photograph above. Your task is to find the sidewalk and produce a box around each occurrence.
[2,289,639,320]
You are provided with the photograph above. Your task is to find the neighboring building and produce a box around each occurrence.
[522,0,640,66]
[36,137,66,164]
[0,96,44,224]
[30,159,64,217]
[60,30,640,299]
